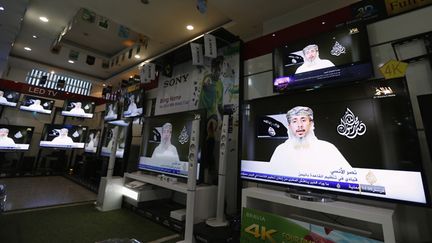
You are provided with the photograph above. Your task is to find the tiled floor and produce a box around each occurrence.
[0,176,97,211]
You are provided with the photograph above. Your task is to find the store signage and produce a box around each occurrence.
[385,0,432,16]
[379,59,408,79]
[240,207,383,243]
[27,86,59,97]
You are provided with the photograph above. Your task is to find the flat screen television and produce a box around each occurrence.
[122,89,144,118]
[0,90,20,107]
[138,110,205,181]
[104,101,119,121]
[100,123,129,158]
[0,124,34,151]
[19,95,55,114]
[273,24,372,92]
[61,100,96,119]
[84,129,101,153]
[39,124,87,149]
[241,77,429,205]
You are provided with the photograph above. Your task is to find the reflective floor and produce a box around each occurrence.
[0,176,97,211]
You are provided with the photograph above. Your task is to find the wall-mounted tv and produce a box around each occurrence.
[19,95,55,114]
[0,90,20,107]
[84,129,101,153]
[138,110,205,181]
[39,124,87,149]
[273,24,372,92]
[61,100,95,119]
[0,124,34,151]
[241,77,429,205]
[100,123,129,158]
[122,89,144,118]
[104,101,119,121]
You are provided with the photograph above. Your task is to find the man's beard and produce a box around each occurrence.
[287,127,317,149]
[304,57,320,66]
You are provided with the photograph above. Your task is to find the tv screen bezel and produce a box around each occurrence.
[39,124,88,149]
[122,89,144,119]
[0,124,35,152]
[19,95,55,115]
[0,90,20,107]
[240,77,431,206]
[61,100,96,119]
[272,24,373,93]
[138,109,206,182]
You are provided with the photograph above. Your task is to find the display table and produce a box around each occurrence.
[242,187,395,243]
[124,172,217,223]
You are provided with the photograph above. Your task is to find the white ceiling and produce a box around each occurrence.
[1,0,357,87]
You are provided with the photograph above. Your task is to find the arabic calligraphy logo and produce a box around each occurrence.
[337,108,366,139]
[268,127,276,137]
[330,41,346,56]
[374,86,394,96]
[178,126,189,144]
[366,171,377,185]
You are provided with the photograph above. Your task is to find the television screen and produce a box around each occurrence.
[0,90,20,107]
[61,100,96,119]
[241,78,429,205]
[104,101,119,121]
[0,125,34,151]
[39,124,87,149]
[138,110,205,180]
[84,129,101,153]
[122,89,144,118]
[19,95,55,114]
[273,24,372,92]
[100,124,128,158]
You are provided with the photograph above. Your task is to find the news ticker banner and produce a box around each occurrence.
[241,207,382,243]
[241,160,427,203]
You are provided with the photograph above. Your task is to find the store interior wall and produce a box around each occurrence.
[241,5,432,242]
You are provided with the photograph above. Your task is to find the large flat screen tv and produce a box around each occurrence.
[104,101,119,121]
[0,124,34,151]
[138,110,206,181]
[61,100,96,119]
[122,89,144,118]
[84,129,101,153]
[39,124,87,149]
[19,95,55,114]
[100,124,129,158]
[273,24,372,92]
[0,90,20,107]
[241,78,429,205]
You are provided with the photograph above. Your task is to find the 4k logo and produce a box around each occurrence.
[244,224,277,242]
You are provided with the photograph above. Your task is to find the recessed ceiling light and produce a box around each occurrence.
[50,71,55,74]
[32,35,38,39]
[272,33,276,37]
[186,25,194,30]
[134,54,141,59]
[24,47,32,51]
[129,75,133,78]
[68,60,74,64]
[103,84,106,87]
[0,6,5,11]
[322,21,326,25]
[39,16,49,23]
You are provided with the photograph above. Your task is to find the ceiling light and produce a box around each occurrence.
[32,35,38,39]
[186,25,194,30]
[129,76,133,78]
[0,6,5,11]
[322,21,326,25]
[24,47,32,51]
[39,16,49,23]
[272,34,276,37]
[50,71,55,74]
[68,60,74,64]
[103,84,106,87]
[134,55,141,59]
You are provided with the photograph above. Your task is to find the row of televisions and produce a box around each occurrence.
[0,88,144,120]
[0,123,126,158]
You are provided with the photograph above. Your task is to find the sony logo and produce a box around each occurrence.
[163,73,189,88]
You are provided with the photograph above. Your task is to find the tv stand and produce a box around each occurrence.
[124,172,217,223]
[242,187,395,243]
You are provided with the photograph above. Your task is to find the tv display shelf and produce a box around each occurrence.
[242,187,396,243]
[124,171,217,223]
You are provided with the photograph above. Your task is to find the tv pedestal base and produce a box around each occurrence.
[242,187,395,243]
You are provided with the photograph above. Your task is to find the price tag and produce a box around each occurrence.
[379,59,408,79]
